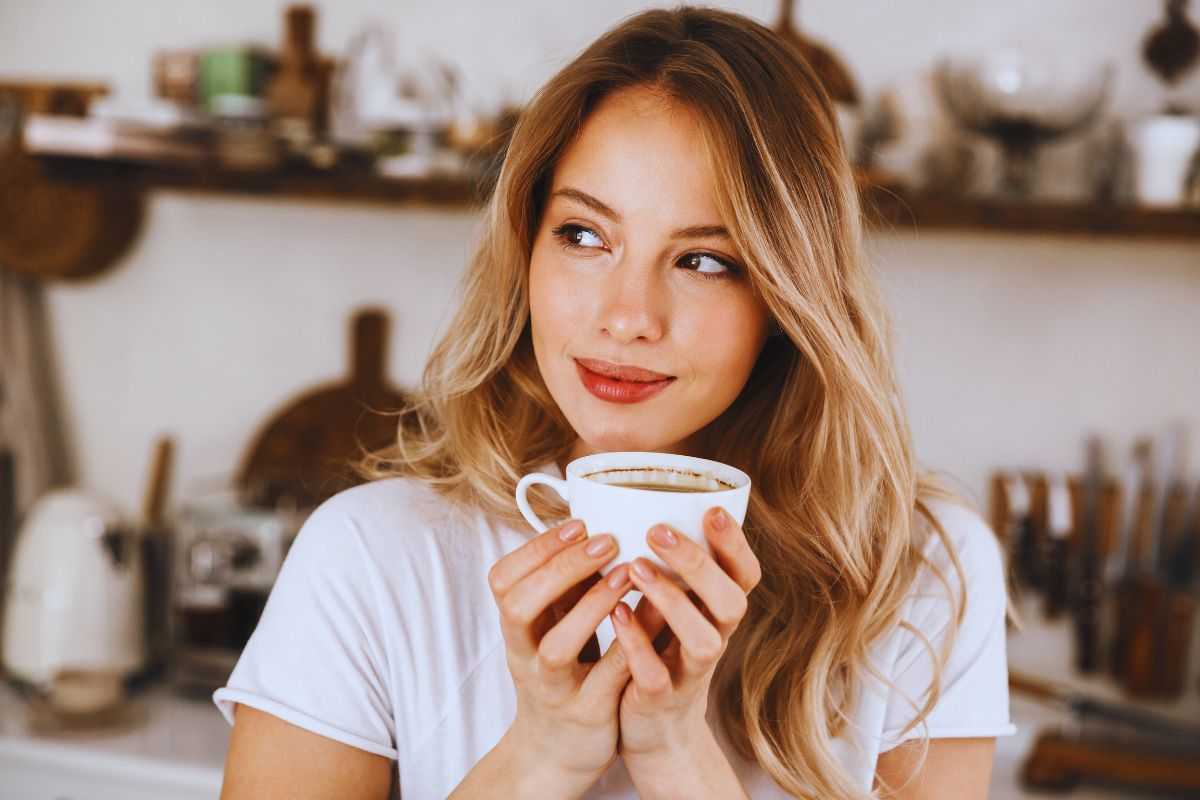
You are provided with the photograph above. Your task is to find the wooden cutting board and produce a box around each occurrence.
[0,83,144,282]
[235,307,410,510]
[0,150,144,281]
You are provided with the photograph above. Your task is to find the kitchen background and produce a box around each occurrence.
[1,0,1199,798]
[0,0,1197,513]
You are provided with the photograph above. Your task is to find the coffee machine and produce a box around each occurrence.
[169,485,307,694]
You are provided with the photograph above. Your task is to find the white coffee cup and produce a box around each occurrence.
[515,451,751,654]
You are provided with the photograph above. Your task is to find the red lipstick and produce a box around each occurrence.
[574,358,675,404]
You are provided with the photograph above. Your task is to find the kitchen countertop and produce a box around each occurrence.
[1,594,1194,798]
[993,593,1200,800]
[0,680,228,800]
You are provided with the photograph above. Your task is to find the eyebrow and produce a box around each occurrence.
[551,186,731,241]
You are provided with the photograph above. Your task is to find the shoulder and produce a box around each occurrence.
[879,497,1017,746]
[283,479,523,618]
[914,498,1005,598]
[902,497,1008,645]
[264,476,510,666]
[288,476,517,585]
[312,475,454,532]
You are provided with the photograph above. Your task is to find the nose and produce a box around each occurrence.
[595,260,667,344]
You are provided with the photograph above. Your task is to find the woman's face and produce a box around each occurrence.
[529,85,770,460]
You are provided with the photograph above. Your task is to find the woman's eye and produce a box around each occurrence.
[679,252,738,279]
[550,223,740,281]
[551,223,604,251]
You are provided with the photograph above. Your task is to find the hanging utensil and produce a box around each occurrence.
[1143,0,1200,86]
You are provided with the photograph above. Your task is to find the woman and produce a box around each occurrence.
[215,6,1016,799]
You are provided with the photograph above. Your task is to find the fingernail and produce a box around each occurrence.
[559,520,585,541]
[613,603,632,624]
[586,535,614,556]
[607,564,630,589]
[710,508,728,530]
[631,559,657,582]
[649,524,677,548]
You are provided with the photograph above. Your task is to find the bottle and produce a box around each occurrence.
[265,4,331,153]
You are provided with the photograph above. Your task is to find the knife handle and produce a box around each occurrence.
[1042,475,1074,620]
[1159,589,1195,698]
[1026,472,1049,591]
[1073,557,1103,673]
[1119,578,1169,698]
[1109,575,1139,681]
[1073,480,1120,673]
[1017,517,1038,588]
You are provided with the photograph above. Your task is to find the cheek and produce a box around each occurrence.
[682,292,766,385]
[529,251,584,358]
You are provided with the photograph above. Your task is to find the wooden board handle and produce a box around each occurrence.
[351,308,388,391]
[141,435,174,528]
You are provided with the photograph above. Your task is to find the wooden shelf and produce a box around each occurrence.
[863,184,1200,240]
[36,154,489,208]
[28,152,1200,239]
[7,81,1193,285]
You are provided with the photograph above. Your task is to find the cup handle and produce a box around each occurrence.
[515,473,569,532]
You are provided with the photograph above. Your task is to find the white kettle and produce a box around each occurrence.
[2,489,145,689]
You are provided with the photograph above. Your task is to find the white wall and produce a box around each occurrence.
[1,0,1197,514]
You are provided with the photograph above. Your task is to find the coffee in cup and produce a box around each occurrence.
[582,466,734,493]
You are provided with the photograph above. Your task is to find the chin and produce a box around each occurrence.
[572,419,675,454]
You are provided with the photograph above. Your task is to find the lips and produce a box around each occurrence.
[574,358,675,404]
[574,358,673,382]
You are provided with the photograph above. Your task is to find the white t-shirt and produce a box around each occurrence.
[213,461,1016,797]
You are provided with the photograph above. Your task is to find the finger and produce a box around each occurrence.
[701,507,762,594]
[609,601,673,696]
[629,558,724,675]
[540,562,633,688]
[647,522,748,638]
[632,593,671,652]
[543,571,601,653]
[684,589,718,628]
[500,534,619,660]
[578,570,646,701]
[547,570,601,627]
[488,518,588,597]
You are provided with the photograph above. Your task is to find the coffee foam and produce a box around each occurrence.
[583,466,733,491]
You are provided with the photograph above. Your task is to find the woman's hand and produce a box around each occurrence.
[485,518,635,796]
[612,506,761,765]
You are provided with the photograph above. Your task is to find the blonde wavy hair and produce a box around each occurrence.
[355,6,990,798]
